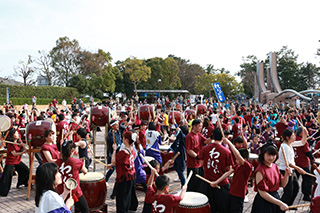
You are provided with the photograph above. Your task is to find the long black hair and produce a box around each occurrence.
[35,162,59,207]
[61,140,76,160]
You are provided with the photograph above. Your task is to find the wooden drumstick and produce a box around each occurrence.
[2,140,28,150]
[313,164,320,175]
[310,128,320,138]
[172,152,180,161]
[281,146,289,168]
[312,147,320,155]
[195,174,221,189]
[139,153,159,176]
[288,203,310,209]
[169,184,181,193]
[185,170,193,186]
[150,147,161,153]
[216,115,225,138]
[93,158,109,168]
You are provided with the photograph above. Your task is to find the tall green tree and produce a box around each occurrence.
[50,36,81,86]
[69,49,121,98]
[121,57,151,95]
[237,55,258,97]
[143,57,181,90]
[300,62,320,90]
[275,46,301,91]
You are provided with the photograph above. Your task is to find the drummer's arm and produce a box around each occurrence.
[147,168,157,187]
[80,163,87,175]
[240,132,248,149]
[186,149,198,159]
[211,167,234,187]
[43,151,57,163]
[223,138,244,165]
[179,185,187,200]
[110,143,117,166]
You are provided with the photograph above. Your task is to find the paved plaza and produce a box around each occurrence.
[0,127,312,212]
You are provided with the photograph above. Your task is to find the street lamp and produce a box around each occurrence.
[158,79,161,98]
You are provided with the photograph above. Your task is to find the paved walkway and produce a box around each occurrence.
[0,127,312,212]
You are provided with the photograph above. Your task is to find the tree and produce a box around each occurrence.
[169,55,205,94]
[196,73,243,98]
[121,56,151,95]
[69,49,121,98]
[50,36,81,86]
[237,55,258,97]
[195,73,216,97]
[300,62,320,90]
[14,55,35,86]
[275,46,302,91]
[35,50,55,86]
[143,57,181,90]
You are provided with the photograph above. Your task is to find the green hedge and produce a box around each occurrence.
[0,98,101,105]
[0,84,79,99]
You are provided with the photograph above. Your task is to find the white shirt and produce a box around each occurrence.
[35,190,70,213]
[278,141,304,171]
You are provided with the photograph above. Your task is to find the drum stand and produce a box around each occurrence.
[92,124,108,174]
[26,140,40,199]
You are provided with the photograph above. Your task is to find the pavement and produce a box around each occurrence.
[0,127,313,212]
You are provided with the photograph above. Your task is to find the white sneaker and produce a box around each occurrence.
[244,195,249,203]
[106,182,109,187]
[174,179,180,182]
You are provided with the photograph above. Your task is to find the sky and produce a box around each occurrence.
[0,0,319,83]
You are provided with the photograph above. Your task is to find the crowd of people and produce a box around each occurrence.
[0,95,320,212]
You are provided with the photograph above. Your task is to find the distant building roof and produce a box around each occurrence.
[0,77,23,85]
[136,89,190,93]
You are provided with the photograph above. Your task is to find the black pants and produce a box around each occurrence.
[225,194,244,213]
[116,180,138,213]
[280,170,299,205]
[295,167,312,198]
[200,181,230,213]
[75,195,89,213]
[187,167,203,192]
[0,162,29,196]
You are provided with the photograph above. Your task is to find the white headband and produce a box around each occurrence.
[110,120,119,126]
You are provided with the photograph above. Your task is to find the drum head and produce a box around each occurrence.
[249,153,259,159]
[0,115,11,132]
[144,156,154,162]
[80,172,104,182]
[179,192,209,207]
[45,118,54,123]
[65,178,77,190]
[159,145,170,151]
[315,158,320,165]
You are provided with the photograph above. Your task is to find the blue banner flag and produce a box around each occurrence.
[212,82,226,102]
[6,87,9,104]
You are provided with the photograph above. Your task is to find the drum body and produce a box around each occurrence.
[159,145,174,171]
[169,111,182,124]
[79,172,107,210]
[175,192,211,213]
[185,110,196,120]
[90,106,110,126]
[196,104,206,115]
[138,105,154,121]
[26,121,56,147]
